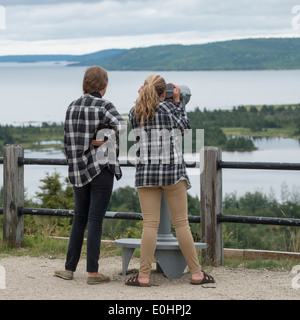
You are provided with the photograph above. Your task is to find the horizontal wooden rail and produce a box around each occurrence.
[218,213,300,227]
[17,157,199,168]
[2,156,300,170]
[218,160,300,170]
[2,145,300,266]
[0,207,201,223]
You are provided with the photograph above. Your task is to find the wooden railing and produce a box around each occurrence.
[1,144,300,266]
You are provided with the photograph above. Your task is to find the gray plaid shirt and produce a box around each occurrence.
[64,93,125,187]
[129,101,191,189]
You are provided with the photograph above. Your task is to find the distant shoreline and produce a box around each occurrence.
[1,38,300,71]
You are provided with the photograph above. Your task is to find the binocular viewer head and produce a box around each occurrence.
[165,84,191,106]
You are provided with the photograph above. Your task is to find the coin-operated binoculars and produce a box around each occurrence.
[165,84,192,107]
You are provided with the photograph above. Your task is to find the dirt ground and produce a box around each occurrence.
[0,255,299,300]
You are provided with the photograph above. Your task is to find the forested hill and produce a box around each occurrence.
[96,38,300,71]
[1,38,300,70]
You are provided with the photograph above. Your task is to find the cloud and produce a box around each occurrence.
[1,1,200,46]
[0,0,299,55]
[0,31,210,55]
[1,0,104,5]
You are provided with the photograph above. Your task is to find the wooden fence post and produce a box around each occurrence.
[3,144,24,247]
[200,147,223,266]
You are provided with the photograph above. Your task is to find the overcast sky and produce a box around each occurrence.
[0,0,300,55]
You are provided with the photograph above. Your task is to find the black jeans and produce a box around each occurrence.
[65,167,114,273]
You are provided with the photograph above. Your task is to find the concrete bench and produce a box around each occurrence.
[115,238,207,279]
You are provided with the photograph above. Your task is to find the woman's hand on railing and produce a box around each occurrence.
[91,140,104,147]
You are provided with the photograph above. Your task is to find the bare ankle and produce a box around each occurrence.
[138,276,150,284]
[191,271,204,280]
[88,272,102,277]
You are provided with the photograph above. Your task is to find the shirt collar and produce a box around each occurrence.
[89,92,102,98]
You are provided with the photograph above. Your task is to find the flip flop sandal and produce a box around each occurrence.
[125,274,151,287]
[190,270,215,285]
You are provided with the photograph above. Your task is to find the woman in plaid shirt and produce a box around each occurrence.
[126,75,215,286]
[55,66,125,285]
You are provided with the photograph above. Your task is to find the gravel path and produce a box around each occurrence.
[0,255,299,300]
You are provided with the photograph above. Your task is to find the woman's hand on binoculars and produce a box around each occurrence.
[169,83,181,103]
[91,140,104,146]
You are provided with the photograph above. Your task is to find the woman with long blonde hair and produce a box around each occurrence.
[126,74,215,286]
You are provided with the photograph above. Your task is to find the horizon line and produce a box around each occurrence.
[1,35,300,57]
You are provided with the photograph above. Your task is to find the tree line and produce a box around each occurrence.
[187,104,300,150]
[188,104,300,133]
[83,38,300,71]
[1,103,300,156]
[0,122,64,156]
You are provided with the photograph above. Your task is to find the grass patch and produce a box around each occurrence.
[0,234,123,260]
[224,258,297,271]
[0,235,71,259]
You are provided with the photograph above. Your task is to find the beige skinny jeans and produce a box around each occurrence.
[137,180,201,278]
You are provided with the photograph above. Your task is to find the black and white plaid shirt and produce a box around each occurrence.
[128,101,191,189]
[64,92,125,187]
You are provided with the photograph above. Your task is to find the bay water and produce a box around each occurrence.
[1,64,300,124]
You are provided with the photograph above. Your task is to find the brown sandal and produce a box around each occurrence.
[190,270,215,285]
[125,274,151,287]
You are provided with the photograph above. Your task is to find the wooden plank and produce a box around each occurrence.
[200,147,223,266]
[224,248,300,260]
[3,145,24,247]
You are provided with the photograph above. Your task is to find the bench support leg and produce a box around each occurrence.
[121,247,135,276]
[154,250,187,279]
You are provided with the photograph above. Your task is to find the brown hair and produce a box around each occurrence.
[134,74,166,127]
[82,66,108,94]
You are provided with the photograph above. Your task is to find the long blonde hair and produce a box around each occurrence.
[134,75,166,127]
